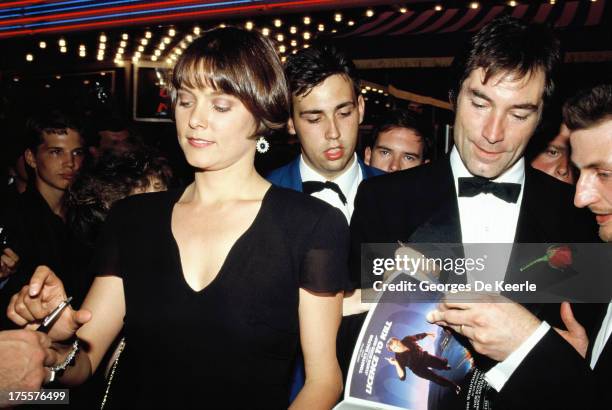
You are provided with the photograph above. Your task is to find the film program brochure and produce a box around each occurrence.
[334,272,474,410]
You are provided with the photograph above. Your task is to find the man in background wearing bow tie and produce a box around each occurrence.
[266,43,383,224]
[348,16,598,409]
[266,43,383,400]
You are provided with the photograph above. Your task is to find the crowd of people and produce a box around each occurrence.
[0,14,611,410]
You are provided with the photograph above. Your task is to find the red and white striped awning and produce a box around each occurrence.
[335,0,607,38]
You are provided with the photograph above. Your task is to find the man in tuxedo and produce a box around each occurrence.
[266,43,383,223]
[428,84,612,409]
[349,16,599,409]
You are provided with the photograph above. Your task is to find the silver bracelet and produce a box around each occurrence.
[48,339,80,382]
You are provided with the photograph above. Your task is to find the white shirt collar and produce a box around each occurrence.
[449,145,525,188]
[299,153,360,195]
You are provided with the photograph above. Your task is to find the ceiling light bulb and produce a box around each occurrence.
[60,46,67,53]
[26,53,33,62]
[163,37,171,44]
[138,45,144,52]
[290,26,297,34]
[99,43,106,50]
[168,28,176,37]
[469,2,480,9]
[400,7,408,13]
[99,34,107,42]
[262,27,270,36]
[59,38,66,47]
[366,9,374,17]
[279,45,286,53]
[303,16,311,25]
[348,20,355,26]
[318,24,324,31]
[303,31,311,40]
[193,26,200,35]
[435,4,443,11]
[334,13,342,22]
[276,34,284,42]
[39,41,46,49]
[145,31,152,38]
[245,21,254,30]
[274,19,282,27]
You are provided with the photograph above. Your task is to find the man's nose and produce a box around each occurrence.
[574,173,598,208]
[482,112,505,144]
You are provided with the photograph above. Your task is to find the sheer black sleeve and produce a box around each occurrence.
[300,206,352,293]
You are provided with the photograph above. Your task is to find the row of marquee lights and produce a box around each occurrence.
[22,8,375,66]
[21,0,601,64]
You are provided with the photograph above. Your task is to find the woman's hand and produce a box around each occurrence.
[6,266,91,342]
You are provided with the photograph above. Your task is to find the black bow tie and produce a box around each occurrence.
[302,180,347,205]
[458,176,521,203]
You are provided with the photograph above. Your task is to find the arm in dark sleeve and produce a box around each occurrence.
[300,206,350,293]
[496,328,593,410]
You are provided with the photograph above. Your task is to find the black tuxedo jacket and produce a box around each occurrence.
[498,310,611,410]
[350,156,598,264]
[350,157,599,324]
[341,156,602,407]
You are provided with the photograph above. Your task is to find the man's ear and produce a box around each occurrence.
[24,148,37,169]
[364,146,372,166]
[357,94,365,124]
[287,117,297,135]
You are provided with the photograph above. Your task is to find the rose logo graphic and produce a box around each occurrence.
[520,245,573,272]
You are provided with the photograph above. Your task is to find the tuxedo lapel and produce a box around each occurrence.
[407,158,462,243]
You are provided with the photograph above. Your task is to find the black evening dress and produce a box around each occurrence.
[91,185,350,409]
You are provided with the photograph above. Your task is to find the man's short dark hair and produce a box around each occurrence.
[370,109,434,161]
[449,16,560,106]
[563,84,612,131]
[25,109,85,153]
[284,43,360,102]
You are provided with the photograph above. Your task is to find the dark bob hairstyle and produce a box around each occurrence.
[171,26,290,138]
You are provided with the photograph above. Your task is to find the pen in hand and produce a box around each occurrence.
[37,296,73,334]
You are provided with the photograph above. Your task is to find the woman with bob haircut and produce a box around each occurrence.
[8,27,348,409]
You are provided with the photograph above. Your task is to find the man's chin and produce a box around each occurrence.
[598,227,612,243]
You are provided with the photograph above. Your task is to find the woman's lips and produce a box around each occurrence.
[187,138,214,148]
[324,147,344,161]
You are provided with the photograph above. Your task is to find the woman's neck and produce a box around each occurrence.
[187,162,268,205]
